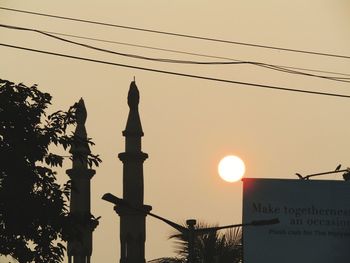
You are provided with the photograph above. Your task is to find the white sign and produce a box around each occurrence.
[243,178,350,263]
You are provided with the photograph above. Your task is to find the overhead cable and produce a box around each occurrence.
[1,42,350,99]
[1,6,350,60]
[45,30,350,78]
[1,23,349,83]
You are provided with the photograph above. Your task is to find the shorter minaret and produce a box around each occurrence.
[66,99,96,263]
[115,81,152,263]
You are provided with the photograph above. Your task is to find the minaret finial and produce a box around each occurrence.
[70,98,90,156]
[127,81,139,110]
[76,98,87,126]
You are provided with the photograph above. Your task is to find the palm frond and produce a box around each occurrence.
[168,221,243,263]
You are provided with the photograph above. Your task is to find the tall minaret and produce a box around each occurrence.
[115,81,152,263]
[66,99,96,263]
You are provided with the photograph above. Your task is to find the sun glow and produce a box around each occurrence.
[218,155,246,183]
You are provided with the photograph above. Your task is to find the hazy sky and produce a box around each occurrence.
[1,0,350,262]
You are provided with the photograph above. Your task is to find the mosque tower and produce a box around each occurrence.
[115,81,152,263]
[66,99,96,263]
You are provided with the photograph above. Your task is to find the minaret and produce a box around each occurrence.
[115,81,152,263]
[66,99,96,263]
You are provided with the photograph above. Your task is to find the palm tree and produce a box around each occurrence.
[169,222,242,263]
[148,257,185,263]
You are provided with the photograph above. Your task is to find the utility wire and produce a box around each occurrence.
[1,6,350,60]
[256,64,350,83]
[1,42,350,99]
[45,31,350,78]
[1,23,349,84]
[0,24,253,65]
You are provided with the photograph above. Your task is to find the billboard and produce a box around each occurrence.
[243,178,350,263]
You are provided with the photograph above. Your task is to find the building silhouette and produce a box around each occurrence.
[115,81,152,263]
[66,99,96,263]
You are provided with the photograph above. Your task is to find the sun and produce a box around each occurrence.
[218,155,246,183]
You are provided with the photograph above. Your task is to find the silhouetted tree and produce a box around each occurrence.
[148,257,185,263]
[0,79,101,263]
[168,222,242,263]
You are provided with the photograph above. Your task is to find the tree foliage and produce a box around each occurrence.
[168,222,242,263]
[148,257,185,263]
[0,79,101,263]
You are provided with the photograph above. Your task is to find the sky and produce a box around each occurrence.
[1,0,350,262]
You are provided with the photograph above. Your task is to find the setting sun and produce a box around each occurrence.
[218,155,246,182]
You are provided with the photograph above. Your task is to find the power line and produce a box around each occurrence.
[0,24,252,65]
[1,6,350,60]
[1,23,349,84]
[1,42,350,99]
[40,30,350,78]
[256,64,350,83]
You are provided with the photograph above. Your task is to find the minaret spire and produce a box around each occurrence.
[66,98,96,263]
[124,81,143,140]
[115,81,152,263]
